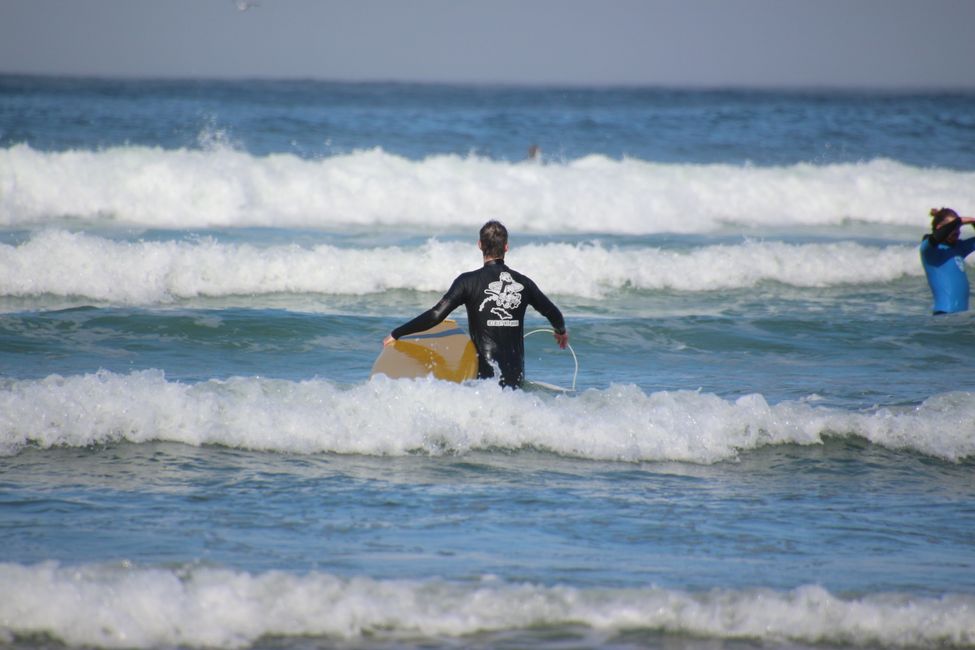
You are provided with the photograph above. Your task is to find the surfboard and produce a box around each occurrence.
[524,379,574,394]
[371,319,478,382]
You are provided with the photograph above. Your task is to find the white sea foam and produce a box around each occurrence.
[1,370,972,462]
[2,144,974,233]
[1,562,972,648]
[0,230,921,304]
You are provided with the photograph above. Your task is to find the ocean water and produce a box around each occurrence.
[2,75,975,649]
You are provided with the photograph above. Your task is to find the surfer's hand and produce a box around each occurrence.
[383,335,396,347]
[554,330,568,350]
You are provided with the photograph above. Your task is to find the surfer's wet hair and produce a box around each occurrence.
[480,220,508,259]
[931,207,960,230]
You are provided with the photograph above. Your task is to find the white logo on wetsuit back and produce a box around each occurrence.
[479,272,523,327]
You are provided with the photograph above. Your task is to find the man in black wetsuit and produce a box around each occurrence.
[383,221,568,388]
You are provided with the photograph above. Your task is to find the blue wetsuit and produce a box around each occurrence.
[920,231,975,314]
[391,259,565,387]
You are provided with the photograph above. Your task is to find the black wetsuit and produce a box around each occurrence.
[391,259,566,388]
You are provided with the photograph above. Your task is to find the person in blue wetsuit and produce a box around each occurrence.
[920,207,975,314]
[383,220,568,388]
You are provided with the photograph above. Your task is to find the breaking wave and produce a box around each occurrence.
[1,230,920,305]
[2,370,973,462]
[1,562,973,649]
[3,144,974,233]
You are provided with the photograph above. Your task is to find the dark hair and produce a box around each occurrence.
[931,207,960,230]
[479,220,508,259]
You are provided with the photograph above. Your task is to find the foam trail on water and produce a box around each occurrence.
[1,562,972,649]
[0,230,921,304]
[2,371,973,462]
[3,144,974,233]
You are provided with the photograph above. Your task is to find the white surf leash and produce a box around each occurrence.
[524,328,578,391]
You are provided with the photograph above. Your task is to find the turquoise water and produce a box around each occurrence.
[1,77,975,649]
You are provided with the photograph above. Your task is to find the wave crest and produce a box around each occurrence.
[0,230,921,304]
[1,370,972,462]
[2,562,973,648]
[3,144,974,232]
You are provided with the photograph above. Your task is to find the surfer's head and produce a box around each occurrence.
[479,220,509,260]
[931,207,961,242]
[931,207,959,228]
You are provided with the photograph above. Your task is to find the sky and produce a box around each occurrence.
[1,0,973,89]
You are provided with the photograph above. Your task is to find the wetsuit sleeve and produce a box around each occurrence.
[390,276,468,339]
[960,237,975,257]
[524,278,566,334]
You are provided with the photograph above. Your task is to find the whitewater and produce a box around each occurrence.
[0,230,923,305]
[3,370,975,463]
[3,563,973,648]
[3,144,975,232]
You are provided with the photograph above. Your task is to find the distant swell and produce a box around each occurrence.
[0,230,920,304]
[1,370,973,462]
[2,144,974,233]
[1,562,973,649]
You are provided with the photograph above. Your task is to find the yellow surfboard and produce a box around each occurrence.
[371,319,478,382]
